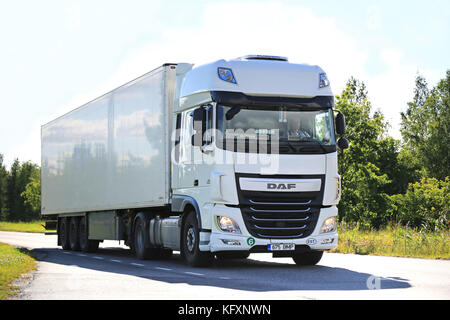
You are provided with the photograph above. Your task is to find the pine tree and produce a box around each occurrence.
[0,154,9,220]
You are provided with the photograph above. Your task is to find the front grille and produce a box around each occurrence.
[235,174,325,239]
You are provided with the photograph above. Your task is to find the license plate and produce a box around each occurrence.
[268,243,295,251]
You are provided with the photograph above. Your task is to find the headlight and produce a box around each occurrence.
[320,217,336,234]
[319,73,330,88]
[218,67,237,84]
[215,216,241,234]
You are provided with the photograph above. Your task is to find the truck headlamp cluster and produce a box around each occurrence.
[320,217,337,234]
[218,67,237,84]
[215,216,241,234]
[319,73,330,88]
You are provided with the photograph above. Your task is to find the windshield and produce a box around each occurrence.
[216,105,336,154]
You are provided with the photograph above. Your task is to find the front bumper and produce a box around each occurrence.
[201,205,338,252]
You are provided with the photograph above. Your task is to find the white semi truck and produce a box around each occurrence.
[41,55,348,267]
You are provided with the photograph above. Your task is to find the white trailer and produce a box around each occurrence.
[41,55,348,266]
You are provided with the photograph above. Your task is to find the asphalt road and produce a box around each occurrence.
[1,231,449,300]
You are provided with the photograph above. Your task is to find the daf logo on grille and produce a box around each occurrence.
[267,183,296,190]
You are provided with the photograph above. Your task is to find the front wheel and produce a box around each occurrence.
[181,212,213,267]
[292,251,323,266]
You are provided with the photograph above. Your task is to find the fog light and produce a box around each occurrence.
[221,239,241,246]
[321,238,334,244]
[320,217,336,234]
[215,216,241,234]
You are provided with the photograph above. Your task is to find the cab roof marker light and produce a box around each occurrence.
[236,55,288,62]
[218,67,237,84]
[319,73,330,88]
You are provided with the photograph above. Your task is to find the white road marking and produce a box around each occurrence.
[220,277,231,280]
[111,259,122,263]
[131,263,145,267]
[62,251,72,254]
[184,271,204,276]
[93,256,104,260]
[155,267,172,271]
[77,254,87,257]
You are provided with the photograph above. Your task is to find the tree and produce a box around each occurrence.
[5,159,40,221]
[21,168,41,214]
[6,159,20,221]
[0,154,8,220]
[336,78,397,228]
[400,71,450,180]
[16,161,40,221]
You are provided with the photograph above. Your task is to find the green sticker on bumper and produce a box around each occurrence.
[247,237,255,246]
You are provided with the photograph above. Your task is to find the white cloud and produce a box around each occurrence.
[93,2,369,97]
[66,4,81,31]
[5,124,41,166]
[14,1,439,165]
[365,48,443,138]
[365,48,417,138]
[367,5,381,31]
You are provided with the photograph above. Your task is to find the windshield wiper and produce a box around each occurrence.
[296,138,329,153]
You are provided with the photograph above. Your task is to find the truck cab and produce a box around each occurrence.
[171,55,347,266]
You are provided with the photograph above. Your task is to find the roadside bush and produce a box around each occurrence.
[390,177,449,230]
[339,162,393,229]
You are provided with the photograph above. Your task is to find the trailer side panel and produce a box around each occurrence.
[41,66,174,215]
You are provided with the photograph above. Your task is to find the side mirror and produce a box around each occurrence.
[337,137,349,150]
[335,112,346,135]
[191,107,206,147]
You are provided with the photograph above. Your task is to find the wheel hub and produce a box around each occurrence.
[186,227,196,252]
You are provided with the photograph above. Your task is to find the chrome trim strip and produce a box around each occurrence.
[249,207,311,213]
[249,199,312,206]
[251,215,310,222]
[256,233,304,239]
[253,225,307,230]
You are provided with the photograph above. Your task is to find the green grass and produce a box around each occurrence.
[0,242,36,300]
[332,221,450,259]
[0,221,47,233]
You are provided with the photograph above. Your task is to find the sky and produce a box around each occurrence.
[0,0,449,167]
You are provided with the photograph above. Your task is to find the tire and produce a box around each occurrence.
[292,251,323,266]
[59,218,71,250]
[134,217,160,260]
[79,216,99,253]
[69,217,81,251]
[215,252,250,260]
[181,211,213,267]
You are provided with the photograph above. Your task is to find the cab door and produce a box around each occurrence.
[176,105,214,190]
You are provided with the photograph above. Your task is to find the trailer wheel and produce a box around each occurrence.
[69,217,81,251]
[79,216,99,253]
[134,217,159,260]
[59,218,71,250]
[181,211,213,267]
[292,251,323,266]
